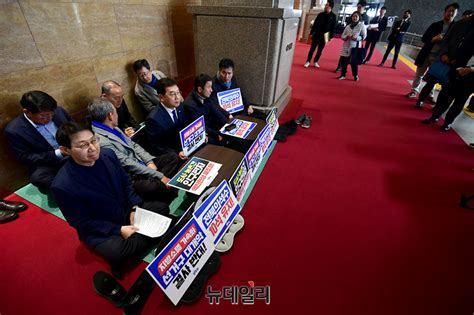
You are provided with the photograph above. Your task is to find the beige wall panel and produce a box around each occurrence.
[0,3,44,74]
[114,4,171,51]
[20,2,122,64]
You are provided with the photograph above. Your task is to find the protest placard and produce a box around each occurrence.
[217,88,244,114]
[229,158,251,203]
[146,218,214,305]
[193,180,241,246]
[180,116,206,156]
[219,119,256,139]
[168,157,221,195]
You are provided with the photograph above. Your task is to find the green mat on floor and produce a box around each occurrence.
[15,141,276,263]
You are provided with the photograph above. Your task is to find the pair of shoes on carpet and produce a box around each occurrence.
[295,114,312,129]
[0,199,28,224]
[180,251,221,304]
[93,271,127,307]
[0,210,19,224]
[274,120,298,142]
[0,199,28,212]
[215,214,245,253]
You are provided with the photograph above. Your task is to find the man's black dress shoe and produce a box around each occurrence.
[0,210,19,224]
[391,65,396,69]
[93,271,127,307]
[0,199,28,212]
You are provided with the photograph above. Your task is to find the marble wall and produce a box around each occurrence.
[0,0,199,194]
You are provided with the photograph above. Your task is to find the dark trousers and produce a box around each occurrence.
[306,35,326,63]
[133,177,177,204]
[418,74,439,103]
[30,159,67,191]
[381,38,402,66]
[153,150,181,178]
[431,74,474,125]
[340,56,358,77]
[364,39,377,61]
[93,200,173,271]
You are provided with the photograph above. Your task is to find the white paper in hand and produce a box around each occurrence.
[134,207,172,238]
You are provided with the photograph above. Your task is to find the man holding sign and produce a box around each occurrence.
[184,74,228,145]
[210,58,254,119]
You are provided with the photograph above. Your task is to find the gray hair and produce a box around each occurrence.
[88,97,114,123]
[101,80,121,95]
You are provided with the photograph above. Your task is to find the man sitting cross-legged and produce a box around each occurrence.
[51,122,176,278]
[88,97,179,203]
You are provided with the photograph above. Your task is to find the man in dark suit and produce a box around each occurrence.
[362,6,388,64]
[183,74,228,145]
[209,58,254,118]
[304,0,337,68]
[145,78,188,161]
[100,80,139,137]
[406,3,458,99]
[51,122,174,276]
[378,9,412,69]
[4,91,73,190]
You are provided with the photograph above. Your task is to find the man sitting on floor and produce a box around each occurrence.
[133,59,167,113]
[4,91,73,191]
[183,74,228,145]
[88,97,179,203]
[51,122,175,277]
[100,80,139,138]
[145,78,189,161]
[210,58,255,118]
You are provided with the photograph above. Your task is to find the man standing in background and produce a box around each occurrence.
[304,0,337,69]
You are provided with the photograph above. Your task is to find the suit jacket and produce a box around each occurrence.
[366,15,388,42]
[145,103,187,156]
[51,148,142,247]
[117,99,139,131]
[415,20,453,67]
[310,11,337,39]
[134,70,166,113]
[91,124,163,180]
[4,106,72,173]
[210,75,250,118]
[388,18,411,43]
[440,16,474,66]
[183,90,227,138]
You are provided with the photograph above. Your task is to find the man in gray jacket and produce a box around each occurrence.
[133,59,167,113]
[88,97,178,203]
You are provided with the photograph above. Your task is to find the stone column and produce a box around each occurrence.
[188,0,301,115]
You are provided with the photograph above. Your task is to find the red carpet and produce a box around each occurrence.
[2,40,474,315]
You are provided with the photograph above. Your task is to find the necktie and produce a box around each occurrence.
[172,109,178,124]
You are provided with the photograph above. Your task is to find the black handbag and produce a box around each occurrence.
[350,41,366,65]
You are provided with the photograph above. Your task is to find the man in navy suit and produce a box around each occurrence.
[378,9,412,69]
[4,91,73,190]
[51,122,173,276]
[145,78,188,161]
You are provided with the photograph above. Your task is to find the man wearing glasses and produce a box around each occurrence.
[4,90,73,190]
[145,78,188,161]
[51,122,175,278]
[133,59,167,113]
